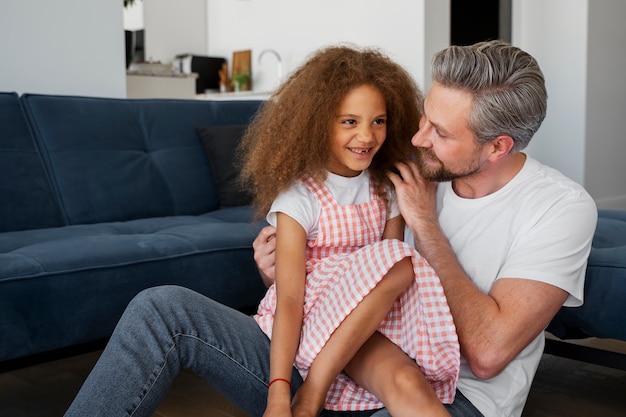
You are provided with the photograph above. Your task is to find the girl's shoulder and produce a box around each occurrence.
[267,180,320,230]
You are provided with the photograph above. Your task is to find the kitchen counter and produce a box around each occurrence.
[126,71,198,99]
[126,70,197,79]
[196,91,271,101]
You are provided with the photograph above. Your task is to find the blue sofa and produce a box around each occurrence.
[546,209,626,369]
[0,92,268,366]
[0,91,624,371]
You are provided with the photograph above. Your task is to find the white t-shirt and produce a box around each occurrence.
[406,156,597,417]
[267,170,400,237]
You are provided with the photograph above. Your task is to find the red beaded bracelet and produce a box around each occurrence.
[268,377,291,388]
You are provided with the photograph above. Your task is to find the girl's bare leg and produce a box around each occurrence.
[291,257,415,417]
[345,332,451,417]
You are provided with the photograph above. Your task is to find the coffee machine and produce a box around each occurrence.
[174,54,227,94]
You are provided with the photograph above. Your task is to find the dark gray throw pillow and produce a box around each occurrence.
[197,125,253,207]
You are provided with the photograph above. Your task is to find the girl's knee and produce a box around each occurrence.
[390,363,437,402]
[384,257,415,289]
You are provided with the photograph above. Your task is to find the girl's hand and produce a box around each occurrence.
[264,381,293,417]
[262,402,292,417]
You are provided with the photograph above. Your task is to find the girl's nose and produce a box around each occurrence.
[357,125,375,142]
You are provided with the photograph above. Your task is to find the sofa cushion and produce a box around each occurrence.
[0,207,268,361]
[21,95,262,225]
[0,208,260,280]
[0,93,63,232]
[548,209,626,341]
[197,124,253,207]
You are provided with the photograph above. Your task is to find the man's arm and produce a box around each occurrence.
[388,161,569,378]
[409,218,567,378]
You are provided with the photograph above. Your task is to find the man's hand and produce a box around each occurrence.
[253,225,277,287]
[387,161,439,252]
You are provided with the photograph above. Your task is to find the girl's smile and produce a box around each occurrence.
[348,147,374,155]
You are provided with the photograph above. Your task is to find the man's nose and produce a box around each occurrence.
[411,127,430,148]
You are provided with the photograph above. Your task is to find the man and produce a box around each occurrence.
[253,40,597,416]
[65,41,597,417]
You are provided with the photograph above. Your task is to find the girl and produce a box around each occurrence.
[239,45,459,417]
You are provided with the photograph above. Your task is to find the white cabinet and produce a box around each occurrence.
[126,72,197,99]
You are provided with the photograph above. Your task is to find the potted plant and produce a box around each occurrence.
[232,70,251,92]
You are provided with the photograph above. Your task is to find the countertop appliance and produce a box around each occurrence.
[174,54,227,94]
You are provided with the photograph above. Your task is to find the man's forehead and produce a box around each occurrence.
[426,85,472,112]
[423,84,474,133]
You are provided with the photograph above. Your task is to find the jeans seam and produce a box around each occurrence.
[180,332,269,385]
[128,338,178,416]
[128,331,267,416]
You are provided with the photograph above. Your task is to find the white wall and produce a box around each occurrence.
[123,0,144,31]
[585,1,626,209]
[514,0,626,209]
[143,0,207,63]
[0,0,126,98]
[514,0,588,185]
[206,0,449,93]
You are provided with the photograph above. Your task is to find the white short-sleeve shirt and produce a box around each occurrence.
[404,156,597,417]
[267,170,399,239]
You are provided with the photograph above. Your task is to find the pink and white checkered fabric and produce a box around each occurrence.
[255,176,459,411]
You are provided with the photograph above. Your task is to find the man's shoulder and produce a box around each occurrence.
[520,157,594,203]
[515,157,597,228]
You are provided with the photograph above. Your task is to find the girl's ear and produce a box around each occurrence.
[488,135,515,161]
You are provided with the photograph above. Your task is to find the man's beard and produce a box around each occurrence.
[415,147,482,182]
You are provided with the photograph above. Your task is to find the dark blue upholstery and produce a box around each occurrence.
[0,209,267,361]
[0,94,267,363]
[22,95,261,225]
[548,209,626,342]
[0,93,63,232]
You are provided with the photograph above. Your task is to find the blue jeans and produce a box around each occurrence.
[65,286,482,417]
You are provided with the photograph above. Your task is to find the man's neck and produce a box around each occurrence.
[451,152,527,199]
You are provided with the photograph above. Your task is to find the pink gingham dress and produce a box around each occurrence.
[254,176,459,411]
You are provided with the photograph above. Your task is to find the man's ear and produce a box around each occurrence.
[488,135,515,161]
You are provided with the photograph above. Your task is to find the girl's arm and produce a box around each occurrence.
[264,212,308,417]
[382,214,405,241]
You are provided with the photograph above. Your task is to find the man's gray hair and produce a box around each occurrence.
[431,40,547,152]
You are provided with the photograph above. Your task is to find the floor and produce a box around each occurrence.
[1,338,625,417]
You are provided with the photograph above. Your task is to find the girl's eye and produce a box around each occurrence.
[373,118,386,125]
[342,119,357,125]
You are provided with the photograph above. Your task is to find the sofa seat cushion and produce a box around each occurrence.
[0,206,268,362]
[0,207,261,280]
[548,209,626,341]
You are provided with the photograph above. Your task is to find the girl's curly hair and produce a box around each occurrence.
[239,44,423,218]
